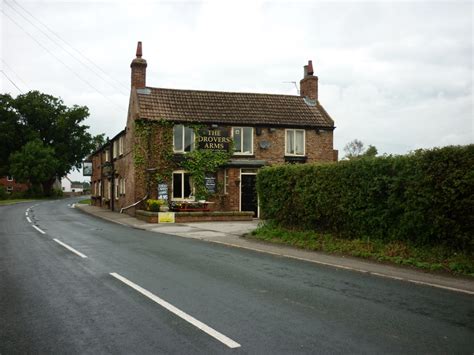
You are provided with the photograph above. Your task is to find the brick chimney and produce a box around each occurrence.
[299,60,318,101]
[130,41,147,88]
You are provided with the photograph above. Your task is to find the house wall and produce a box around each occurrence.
[0,177,29,193]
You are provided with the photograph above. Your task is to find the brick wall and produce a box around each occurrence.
[0,177,29,193]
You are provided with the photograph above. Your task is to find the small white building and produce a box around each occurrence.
[61,177,84,194]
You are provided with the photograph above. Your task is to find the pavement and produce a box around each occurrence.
[75,203,474,295]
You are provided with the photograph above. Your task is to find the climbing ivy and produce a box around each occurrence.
[182,149,232,200]
[133,120,232,200]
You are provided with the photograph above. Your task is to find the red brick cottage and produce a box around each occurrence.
[89,42,337,218]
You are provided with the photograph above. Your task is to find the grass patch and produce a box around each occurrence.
[77,199,91,205]
[0,199,36,206]
[250,222,474,277]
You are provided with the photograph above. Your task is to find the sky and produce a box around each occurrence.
[1,0,473,182]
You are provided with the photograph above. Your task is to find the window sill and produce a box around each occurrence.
[284,155,307,163]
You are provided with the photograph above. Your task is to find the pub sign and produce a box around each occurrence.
[197,126,231,151]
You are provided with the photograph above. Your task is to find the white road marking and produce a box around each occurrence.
[53,239,88,258]
[32,225,45,234]
[25,211,28,216]
[110,272,241,349]
[26,217,32,223]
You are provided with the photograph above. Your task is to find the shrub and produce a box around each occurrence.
[257,145,474,251]
[0,187,7,200]
[146,199,165,212]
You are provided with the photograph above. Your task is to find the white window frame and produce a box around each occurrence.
[223,168,229,195]
[6,186,13,193]
[6,176,13,181]
[115,177,119,200]
[104,149,110,162]
[173,125,195,153]
[113,141,118,159]
[98,181,102,196]
[232,127,253,155]
[119,136,124,156]
[171,170,194,201]
[285,129,306,156]
[121,178,126,195]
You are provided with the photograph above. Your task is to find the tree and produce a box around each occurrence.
[0,91,103,194]
[343,139,378,160]
[9,139,58,190]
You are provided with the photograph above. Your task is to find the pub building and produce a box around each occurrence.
[89,42,337,219]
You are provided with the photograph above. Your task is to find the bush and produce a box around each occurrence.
[0,187,7,200]
[257,145,474,251]
[146,199,165,212]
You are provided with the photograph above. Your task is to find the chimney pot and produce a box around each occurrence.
[136,41,143,58]
[307,60,314,76]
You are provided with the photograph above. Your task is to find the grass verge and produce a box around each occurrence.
[0,199,35,206]
[250,222,474,277]
[77,199,91,205]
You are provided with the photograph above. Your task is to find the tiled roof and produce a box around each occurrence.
[136,87,334,128]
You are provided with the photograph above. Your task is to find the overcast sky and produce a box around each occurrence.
[1,0,472,181]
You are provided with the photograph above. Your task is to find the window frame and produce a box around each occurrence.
[171,170,194,201]
[285,129,306,156]
[6,176,13,181]
[173,124,195,153]
[232,127,253,155]
[119,136,124,156]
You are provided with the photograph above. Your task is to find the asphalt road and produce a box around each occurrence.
[1,198,473,354]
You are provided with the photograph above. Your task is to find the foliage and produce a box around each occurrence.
[0,91,103,193]
[182,149,231,200]
[343,139,377,160]
[251,221,474,276]
[0,186,7,200]
[9,139,58,189]
[146,199,165,212]
[257,145,474,251]
[78,199,91,205]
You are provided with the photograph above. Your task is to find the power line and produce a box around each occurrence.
[2,10,127,113]
[4,0,129,95]
[1,58,29,90]
[1,70,23,93]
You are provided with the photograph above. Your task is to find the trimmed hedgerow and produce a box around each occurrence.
[257,145,474,251]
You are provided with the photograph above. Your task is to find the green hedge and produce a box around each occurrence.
[257,145,474,251]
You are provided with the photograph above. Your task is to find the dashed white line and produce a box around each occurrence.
[110,272,241,349]
[32,225,45,234]
[26,217,32,223]
[25,211,28,216]
[53,239,88,258]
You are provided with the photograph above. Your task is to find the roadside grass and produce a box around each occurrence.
[0,199,36,206]
[250,222,474,277]
[77,199,91,205]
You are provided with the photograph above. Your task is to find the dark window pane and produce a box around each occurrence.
[173,173,182,198]
[184,127,194,152]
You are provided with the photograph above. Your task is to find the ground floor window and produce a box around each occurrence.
[172,171,193,200]
[6,186,13,193]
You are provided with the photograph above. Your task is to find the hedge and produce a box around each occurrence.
[257,145,474,251]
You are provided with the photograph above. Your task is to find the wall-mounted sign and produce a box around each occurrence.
[204,174,217,194]
[197,126,231,151]
[158,183,168,201]
[83,162,92,176]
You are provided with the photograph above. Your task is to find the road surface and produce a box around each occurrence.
[1,198,473,354]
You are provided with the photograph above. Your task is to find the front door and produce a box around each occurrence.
[241,174,258,217]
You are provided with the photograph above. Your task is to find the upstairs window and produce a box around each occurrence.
[104,149,110,162]
[173,125,194,153]
[7,176,13,181]
[119,136,124,156]
[286,129,305,156]
[232,127,253,155]
[113,141,118,159]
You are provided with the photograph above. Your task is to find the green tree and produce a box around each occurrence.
[1,91,103,194]
[9,139,58,191]
[343,139,378,160]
